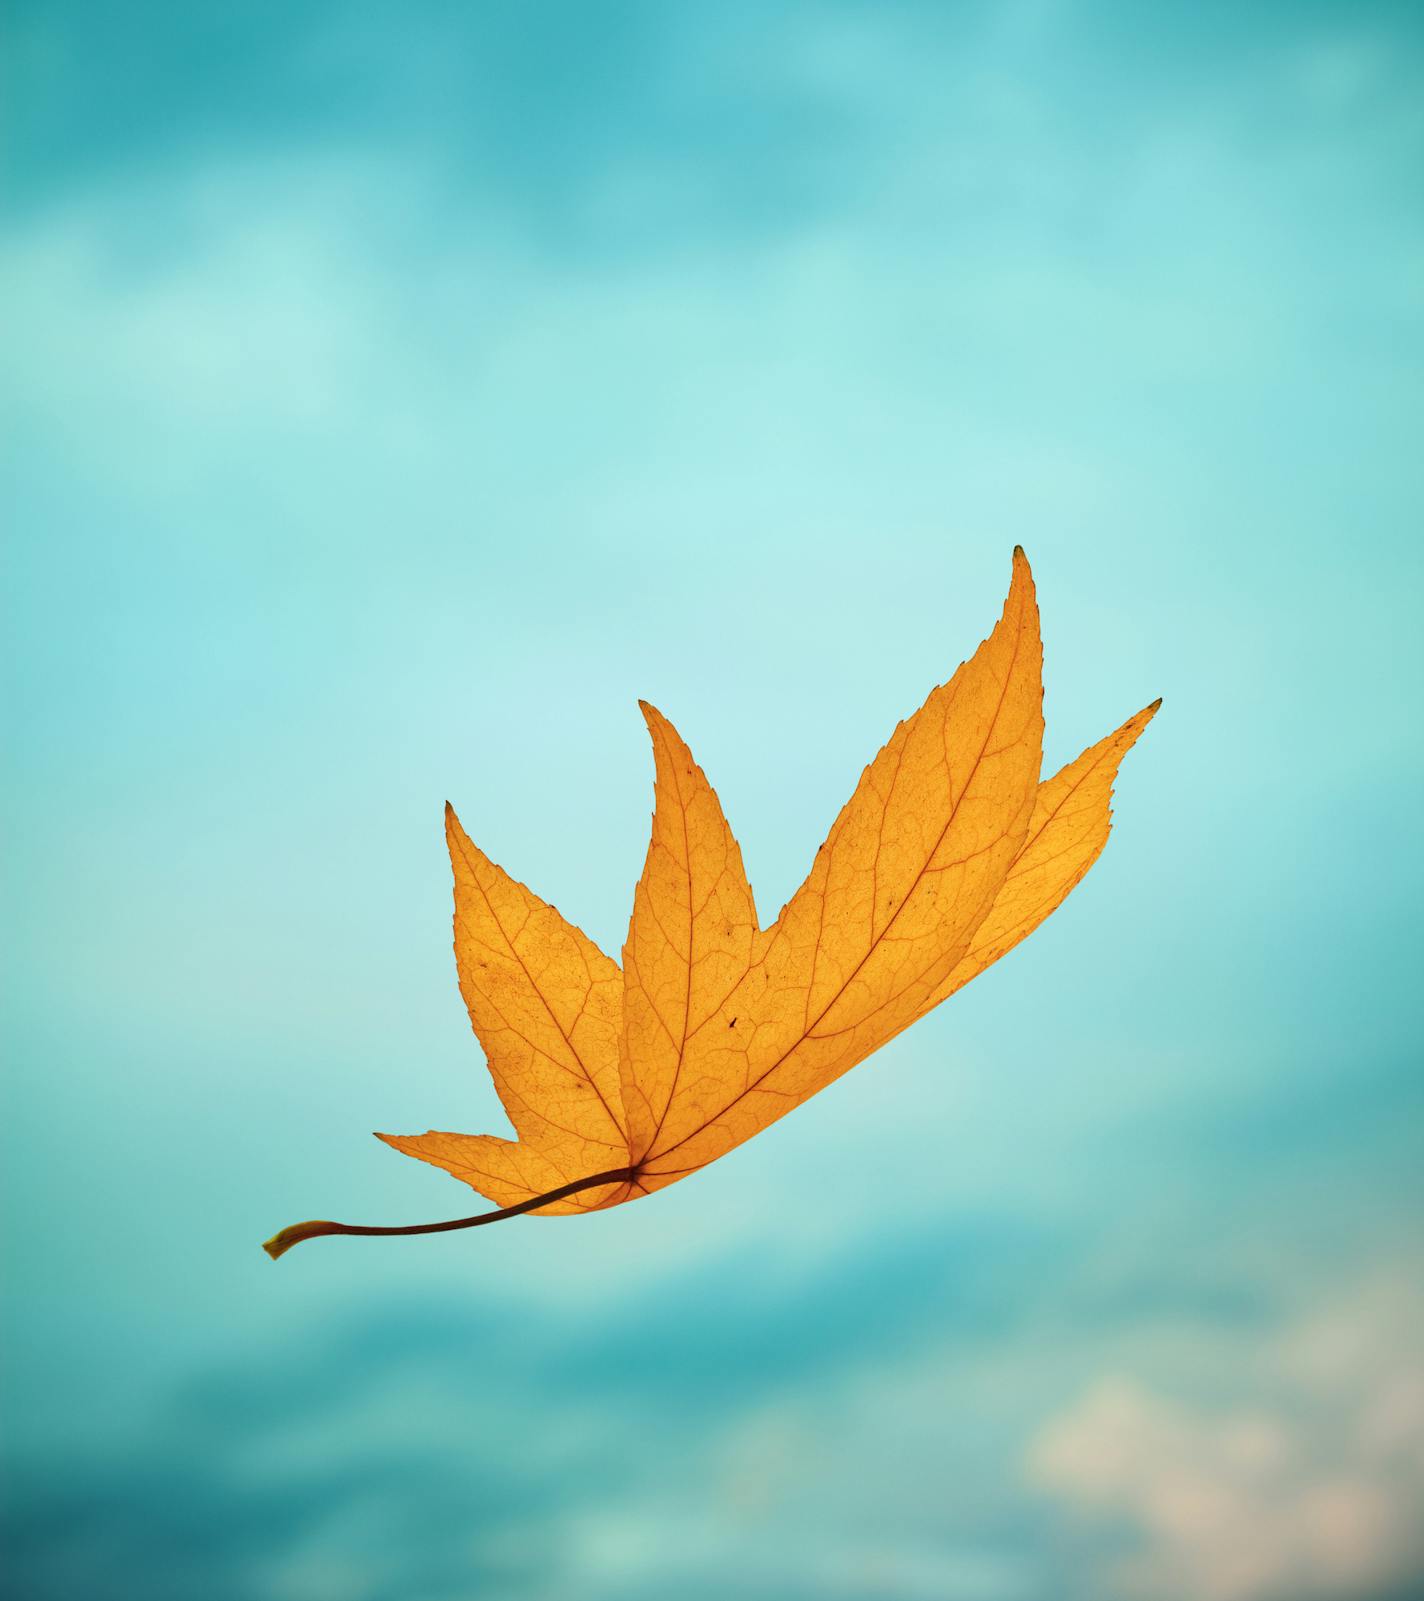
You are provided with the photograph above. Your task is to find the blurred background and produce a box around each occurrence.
[4,2,1422,1597]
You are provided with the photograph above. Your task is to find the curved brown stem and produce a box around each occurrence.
[262,1167,637,1261]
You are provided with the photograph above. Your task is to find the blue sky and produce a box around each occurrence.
[4,2,1423,1598]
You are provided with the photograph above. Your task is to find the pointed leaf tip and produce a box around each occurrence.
[1009,546,1034,593]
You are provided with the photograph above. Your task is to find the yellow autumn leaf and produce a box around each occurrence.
[265,549,1157,1259]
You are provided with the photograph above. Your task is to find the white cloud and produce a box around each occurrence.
[1027,1267,1424,1600]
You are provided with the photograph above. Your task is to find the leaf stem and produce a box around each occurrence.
[262,1167,636,1261]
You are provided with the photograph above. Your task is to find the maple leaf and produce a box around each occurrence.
[265,550,1157,1259]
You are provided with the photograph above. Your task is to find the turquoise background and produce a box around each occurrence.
[4,3,1422,1597]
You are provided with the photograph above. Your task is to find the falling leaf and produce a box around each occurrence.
[265,550,1157,1258]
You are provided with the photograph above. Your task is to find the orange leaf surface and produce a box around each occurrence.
[628,544,1044,1188]
[619,701,760,1174]
[921,697,1161,1014]
[377,809,634,1214]
[265,550,1157,1256]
